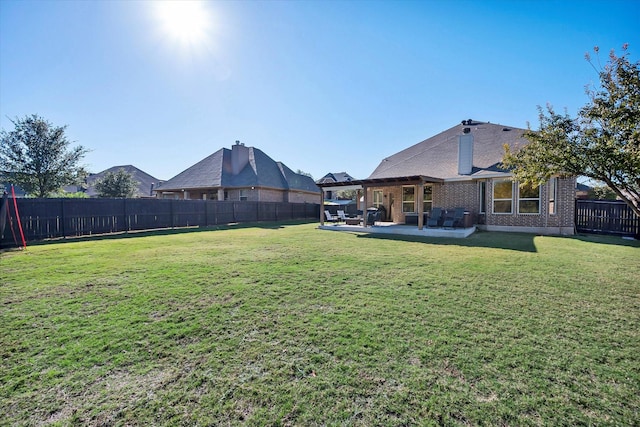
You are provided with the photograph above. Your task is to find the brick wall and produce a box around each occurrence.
[484,176,575,232]
[365,176,576,234]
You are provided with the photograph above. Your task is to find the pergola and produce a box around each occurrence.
[316,175,443,229]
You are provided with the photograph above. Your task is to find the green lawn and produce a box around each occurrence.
[1,223,639,426]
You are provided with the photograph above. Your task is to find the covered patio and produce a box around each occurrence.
[317,175,476,238]
[318,222,476,238]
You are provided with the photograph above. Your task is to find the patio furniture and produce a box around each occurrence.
[427,208,443,227]
[337,210,349,222]
[443,208,465,228]
[324,210,338,223]
[366,210,382,226]
[405,213,429,226]
[345,217,362,225]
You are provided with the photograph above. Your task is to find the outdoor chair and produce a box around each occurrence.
[427,207,443,227]
[443,208,465,228]
[366,210,381,226]
[324,210,339,223]
[337,210,349,222]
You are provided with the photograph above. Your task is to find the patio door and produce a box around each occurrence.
[388,193,394,222]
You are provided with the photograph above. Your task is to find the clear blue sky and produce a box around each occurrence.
[1,0,638,182]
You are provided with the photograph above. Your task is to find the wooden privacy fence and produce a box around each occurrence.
[1,198,320,247]
[575,200,639,237]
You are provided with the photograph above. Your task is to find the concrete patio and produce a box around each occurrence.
[318,222,477,238]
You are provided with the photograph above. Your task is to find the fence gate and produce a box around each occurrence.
[575,200,639,237]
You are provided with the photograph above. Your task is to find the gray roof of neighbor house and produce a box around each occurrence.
[316,172,357,184]
[368,120,529,181]
[154,146,320,193]
[85,165,161,197]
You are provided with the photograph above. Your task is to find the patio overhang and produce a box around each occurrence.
[315,175,444,189]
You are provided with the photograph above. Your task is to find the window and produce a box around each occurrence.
[373,190,383,208]
[224,190,229,201]
[548,177,557,215]
[493,180,513,214]
[518,184,540,214]
[402,186,415,213]
[479,181,486,214]
[239,189,248,201]
[423,185,433,213]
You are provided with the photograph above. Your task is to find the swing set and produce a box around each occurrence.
[1,185,27,249]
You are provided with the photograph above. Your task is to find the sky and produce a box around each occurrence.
[1,0,638,182]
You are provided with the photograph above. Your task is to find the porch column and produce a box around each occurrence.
[417,182,424,230]
[320,189,325,225]
[363,186,369,227]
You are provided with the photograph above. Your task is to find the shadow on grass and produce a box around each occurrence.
[354,229,539,252]
[3,220,315,250]
[355,229,639,252]
[572,232,640,248]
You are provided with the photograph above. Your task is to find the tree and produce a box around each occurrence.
[0,114,88,198]
[296,169,314,179]
[588,183,618,200]
[94,169,139,198]
[502,44,640,216]
[336,189,358,200]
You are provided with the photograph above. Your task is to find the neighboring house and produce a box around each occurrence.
[319,119,576,235]
[316,172,360,207]
[80,165,161,198]
[153,141,320,203]
[576,182,592,200]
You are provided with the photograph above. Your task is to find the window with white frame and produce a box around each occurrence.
[548,177,557,215]
[518,183,540,214]
[239,189,248,201]
[402,186,415,213]
[493,180,513,214]
[478,181,486,214]
[373,190,383,208]
[423,185,433,213]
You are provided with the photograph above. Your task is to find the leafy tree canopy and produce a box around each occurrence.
[503,44,640,216]
[296,169,314,179]
[0,114,88,198]
[94,168,139,198]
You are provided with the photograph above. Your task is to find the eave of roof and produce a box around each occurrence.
[316,175,443,188]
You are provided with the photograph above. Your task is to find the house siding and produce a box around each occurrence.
[483,177,575,234]
[364,176,575,235]
[439,181,478,215]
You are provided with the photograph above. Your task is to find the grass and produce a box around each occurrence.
[1,222,639,426]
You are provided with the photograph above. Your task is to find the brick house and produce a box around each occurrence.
[153,141,320,203]
[319,120,575,235]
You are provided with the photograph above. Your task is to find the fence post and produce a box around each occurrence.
[170,199,174,229]
[123,198,129,233]
[60,198,66,238]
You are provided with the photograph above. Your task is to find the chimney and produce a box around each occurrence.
[231,140,249,175]
[458,133,473,175]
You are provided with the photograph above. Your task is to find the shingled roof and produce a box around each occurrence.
[368,121,528,181]
[316,172,357,184]
[85,165,160,197]
[154,145,319,193]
